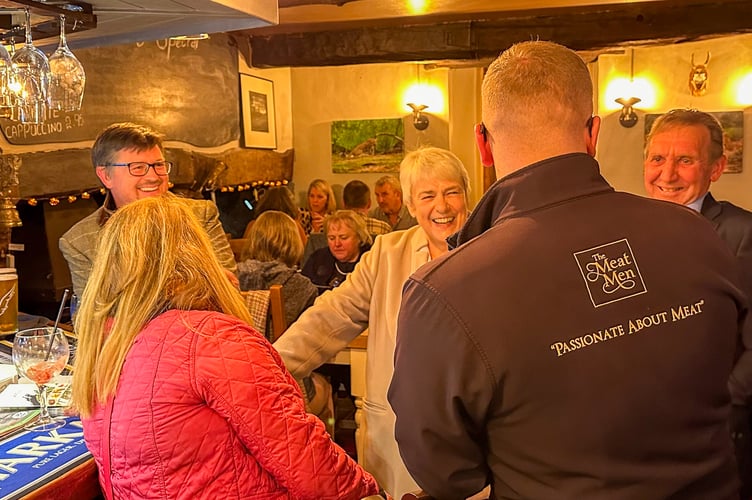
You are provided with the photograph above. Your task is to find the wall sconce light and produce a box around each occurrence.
[407,102,429,130]
[615,96,640,128]
[615,48,641,128]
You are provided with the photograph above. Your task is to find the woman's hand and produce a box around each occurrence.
[311,212,325,232]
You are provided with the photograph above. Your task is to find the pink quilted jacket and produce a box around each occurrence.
[82,309,378,499]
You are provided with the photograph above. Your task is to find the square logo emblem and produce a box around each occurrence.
[574,238,647,308]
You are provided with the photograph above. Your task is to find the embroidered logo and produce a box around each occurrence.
[574,238,647,308]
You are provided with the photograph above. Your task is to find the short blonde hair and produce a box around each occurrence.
[400,147,470,208]
[72,193,252,417]
[482,40,593,137]
[307,179,337,214]
[242,211,303,267]
[323,210,372,247]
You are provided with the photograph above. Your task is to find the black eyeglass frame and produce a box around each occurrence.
[104,161,173,177]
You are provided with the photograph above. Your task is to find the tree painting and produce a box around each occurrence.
[331,118,404,173]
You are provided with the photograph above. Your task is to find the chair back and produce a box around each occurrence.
[240,284,286,342]
[402,492,435,500]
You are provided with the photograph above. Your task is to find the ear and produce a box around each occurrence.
[709,155,726,182]
[95,166,114,189]
[585,116,601,157]
[475,123,494,167]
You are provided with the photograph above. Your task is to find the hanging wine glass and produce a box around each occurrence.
[0,42,16,119]
[48,15,85,112]
[11,8,50,124]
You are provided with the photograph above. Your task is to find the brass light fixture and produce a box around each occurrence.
[615,48,640,128]
[407,102,429,130]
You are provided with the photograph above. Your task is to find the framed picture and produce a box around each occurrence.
[330,118,404,173]
[240,74,277,149]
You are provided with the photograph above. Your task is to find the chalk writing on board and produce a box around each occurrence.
[0,33,239,148]
[3,111,84,140]
[137,38,203,60]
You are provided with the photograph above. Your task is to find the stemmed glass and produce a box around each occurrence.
[10,8,50,124]
[12,327,69,431]
[47,15,85,112]
[0,43,16,118]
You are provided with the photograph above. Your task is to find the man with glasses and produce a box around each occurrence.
[60,122,236,298]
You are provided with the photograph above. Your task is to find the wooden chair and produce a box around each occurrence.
[240,284,286,341]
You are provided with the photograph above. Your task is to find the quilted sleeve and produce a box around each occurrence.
[193,317,378,500]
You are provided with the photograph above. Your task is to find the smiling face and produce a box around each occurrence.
[96,146,169,208]
[308,187,329,215]
[644,124,725,206]
[408,177,467,258]
[374,184,402,215]
[326,221,361,263]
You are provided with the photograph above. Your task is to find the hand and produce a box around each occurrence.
[311,212,325,232]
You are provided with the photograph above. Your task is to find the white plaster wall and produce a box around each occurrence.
[288,62,486,208]
[596,34,752,211]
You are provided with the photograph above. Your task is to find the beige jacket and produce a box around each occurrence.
[59,195,236,298]
[274,225,429,498]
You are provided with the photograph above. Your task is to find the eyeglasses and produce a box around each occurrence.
[104,161,172,177]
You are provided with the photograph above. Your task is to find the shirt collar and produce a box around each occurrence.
[686,192,709,213]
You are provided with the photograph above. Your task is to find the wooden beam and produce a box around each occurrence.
[245,0,752,67]
[279,0,362,7]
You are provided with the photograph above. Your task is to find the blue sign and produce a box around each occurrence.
[0,417,92,500]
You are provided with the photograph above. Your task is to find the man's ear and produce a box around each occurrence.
[95,166,114,189]
[710,155,727,182]
[475,123,494,167]
[585,116,601,157]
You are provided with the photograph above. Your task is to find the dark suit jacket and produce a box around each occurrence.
[703,192,752,406]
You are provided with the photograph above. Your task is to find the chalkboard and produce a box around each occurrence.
[0,34,239,147]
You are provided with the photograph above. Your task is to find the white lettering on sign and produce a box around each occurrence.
[2,110,84,140]
[136,37,202,60]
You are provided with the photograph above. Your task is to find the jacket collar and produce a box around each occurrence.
[97,192,118,227]
[448,153,613,249]
[700,192,722,229]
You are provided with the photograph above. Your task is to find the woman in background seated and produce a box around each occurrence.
[71,194,378,500]
[299,179,336,235]
[238,210,317,334]
[302,210,372,293]
[242,186,307,247]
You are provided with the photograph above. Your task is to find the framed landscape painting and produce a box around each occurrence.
[331,118,404,173]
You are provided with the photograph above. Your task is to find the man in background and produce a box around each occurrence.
[644,108,752,497]
[343,180,392,236]
[60,122,236,298]
[369,175,417,230]
[389,40,747,499]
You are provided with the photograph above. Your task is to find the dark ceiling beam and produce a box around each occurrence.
[278,0,362,7]
[243,0,752,67]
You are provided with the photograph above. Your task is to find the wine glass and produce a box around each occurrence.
[47,15,85,112]
[0,43,16,118]
[12,327,69,431]
[10,8,50,124]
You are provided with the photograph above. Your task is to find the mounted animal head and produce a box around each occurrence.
[689,52,710,96]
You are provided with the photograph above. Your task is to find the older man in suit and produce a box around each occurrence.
[644,108,752,498]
